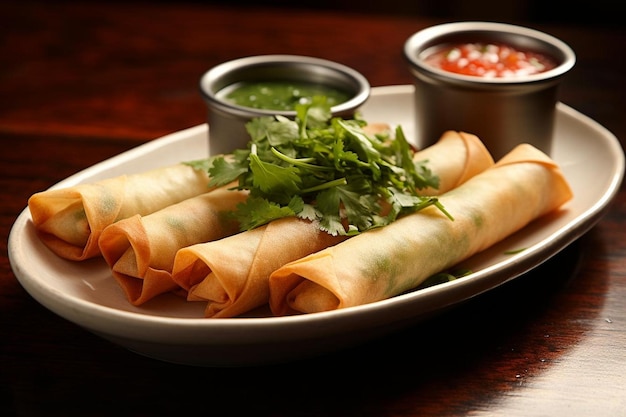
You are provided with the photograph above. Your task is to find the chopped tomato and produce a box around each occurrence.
[424,42,557,78]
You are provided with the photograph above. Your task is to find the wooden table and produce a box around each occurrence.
[1,2,625,416]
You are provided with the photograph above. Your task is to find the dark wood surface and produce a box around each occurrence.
[1,2,625,416]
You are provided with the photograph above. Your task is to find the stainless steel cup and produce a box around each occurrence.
[404,22,576,160]
[199,55,370,155]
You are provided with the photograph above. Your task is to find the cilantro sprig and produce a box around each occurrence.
[200,98,450,236]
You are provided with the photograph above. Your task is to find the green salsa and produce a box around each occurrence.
[221,81,351,111]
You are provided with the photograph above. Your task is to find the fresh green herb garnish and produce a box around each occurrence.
[419,268,472,289]
[202,98,451,236]
[504,247,527,255]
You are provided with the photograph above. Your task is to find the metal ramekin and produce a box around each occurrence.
[199,55,371,155]
[404,22,576,159]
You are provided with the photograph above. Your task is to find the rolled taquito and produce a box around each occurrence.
[98,187,248,305]
[415,130,495,195]
[269,143,573,315]
[28,163,213,261]
[171,130,494,318]
[172,217,346,318]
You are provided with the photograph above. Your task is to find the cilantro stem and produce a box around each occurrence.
[300,177,348,193]
[271,147,334,171]
[413,197,454,221]
[433,200,454,220]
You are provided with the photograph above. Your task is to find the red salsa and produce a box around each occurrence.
[424,42,557,78]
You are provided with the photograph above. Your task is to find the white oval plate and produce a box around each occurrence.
[8,85,624,367]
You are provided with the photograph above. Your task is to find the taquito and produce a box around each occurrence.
[98,187,248,305]
[28,163,212,261]
[415,130,495,195]
[172,217,346,318]
[269,144,573,315]
[171,130,494,318]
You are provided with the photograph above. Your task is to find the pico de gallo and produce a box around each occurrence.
[423,42,557,78]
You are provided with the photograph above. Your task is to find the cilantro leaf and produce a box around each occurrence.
[297,203,320,222]
[206,156,248,187]
[233,197,297,230]
[183,157,216,172]
[248,150,301,200]
[204,99,447,234]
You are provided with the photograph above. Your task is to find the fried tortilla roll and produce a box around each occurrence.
[172,218,347,318]
[28,163,213,261]
[415,130,495,194]
[269,144,573,315]
[170,131,494,318]
[98,187,248,305]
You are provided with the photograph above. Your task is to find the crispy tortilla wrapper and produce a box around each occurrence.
[170,130,494,317]
[28,164,212,261]
[172,218,346,318]
[269,144,573,315]
[98,187,248,305]
[416,130,495,194]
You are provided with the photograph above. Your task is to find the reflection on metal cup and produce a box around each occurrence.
[404,22,576,160]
